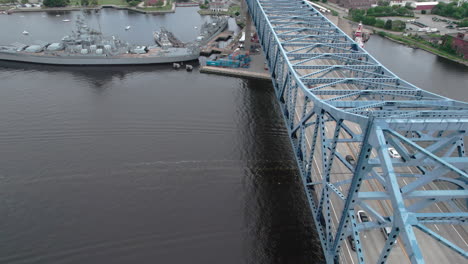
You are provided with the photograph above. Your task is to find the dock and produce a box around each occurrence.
[198,18,271,81]
[200,31,234,56]
[200,66,271,80]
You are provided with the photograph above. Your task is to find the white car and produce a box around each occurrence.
[388,147,401,158]
[357,210,370,223]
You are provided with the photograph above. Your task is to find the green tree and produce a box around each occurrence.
[457,18,468,27]
[440,35,456,54]
[21,0,28,4]
[362,16,376,26]
[432,2,468,19]
[377,0,389,7]
[375,19,385,28]
[80,0,89,6]
[384,19,392,30]
[391,20,406,31]
[43,0,69,7]
[154,0,163,6]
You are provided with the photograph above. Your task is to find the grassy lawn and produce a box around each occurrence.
[70,0,128,6]
[98,0,127,5]
[227,5,240,16]
[140,0,172,11]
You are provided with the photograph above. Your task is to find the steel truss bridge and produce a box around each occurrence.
[244,0,468,263]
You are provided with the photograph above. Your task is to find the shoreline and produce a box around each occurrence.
[377,32,468,67]
[337,17,468,67]
[4,2,177,14]
[200,66,271,80]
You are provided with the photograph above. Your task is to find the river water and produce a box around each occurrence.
[0,8,466,264]
[365,35,468,102]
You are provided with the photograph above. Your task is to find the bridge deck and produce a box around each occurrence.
[245,0,468,263]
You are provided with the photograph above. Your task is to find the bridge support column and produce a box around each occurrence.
[241,0,253,52]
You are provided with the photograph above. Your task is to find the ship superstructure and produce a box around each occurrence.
[196,17,229,46]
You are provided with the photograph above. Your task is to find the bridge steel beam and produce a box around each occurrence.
[245,0,468,263]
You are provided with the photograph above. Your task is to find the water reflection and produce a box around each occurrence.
[237,78,324,263]
[0,58,323,263]
[0,60,189,89]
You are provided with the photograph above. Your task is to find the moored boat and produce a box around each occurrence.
[0,16,200,66]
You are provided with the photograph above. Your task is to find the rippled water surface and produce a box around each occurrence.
[365,35,468,102]
[0,60,323,263]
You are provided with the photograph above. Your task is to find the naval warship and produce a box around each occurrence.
[0,16,199,65]
[196,17,229,45]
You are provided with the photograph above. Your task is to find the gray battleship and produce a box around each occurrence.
[0,16,199,65]
[196,17,229,45]
[153,27,186,48]
[153,16,228,48]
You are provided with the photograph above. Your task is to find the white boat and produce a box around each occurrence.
[56,14,60,17]
[22,30,29,35]
[62,19,70,22]
[125,26,131,30]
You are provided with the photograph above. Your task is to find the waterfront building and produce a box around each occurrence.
[449,32,468,59]
[209,0,228,12]
[328,0,377,9]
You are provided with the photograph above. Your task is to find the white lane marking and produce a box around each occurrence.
[451,225,468,247]
[409,165,468,248]
[331,201,355,264]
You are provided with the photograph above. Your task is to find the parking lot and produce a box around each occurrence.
[380,14,462,35]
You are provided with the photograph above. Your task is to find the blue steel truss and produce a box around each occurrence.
[245,0,468,263]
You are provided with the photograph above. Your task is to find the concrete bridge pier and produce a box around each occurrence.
[241,0,253,52]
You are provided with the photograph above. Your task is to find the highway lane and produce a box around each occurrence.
[277,31,468,262]
[313,45,466,263]
[293,88,408,264]
[289,48,410,263]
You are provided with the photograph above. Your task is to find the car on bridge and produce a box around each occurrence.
[357,210,370,223]
[345,155,356,166]
[347,235,356,251]
[388,147,401,159]
[381,227,397,244]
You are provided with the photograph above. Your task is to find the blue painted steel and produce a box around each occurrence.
[245,0,468,263]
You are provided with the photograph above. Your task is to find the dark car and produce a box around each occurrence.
[345,155,356,166]
[347,235,356,251]
[380,226,397,244]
